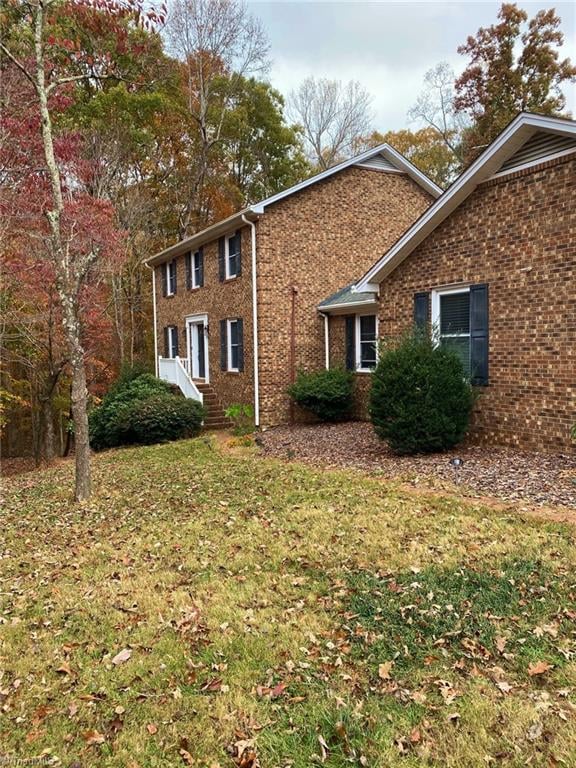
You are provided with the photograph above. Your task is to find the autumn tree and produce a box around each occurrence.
[454,3,576,159]
[288,77,373,170]
[408,61,466,170]
[0,0,165,500]
[166,0,269,236]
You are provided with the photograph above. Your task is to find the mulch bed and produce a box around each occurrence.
[259,422,576,510]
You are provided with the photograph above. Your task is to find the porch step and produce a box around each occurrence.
[194,382,232,430]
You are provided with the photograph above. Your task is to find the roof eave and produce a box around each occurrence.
[145,208,260,267]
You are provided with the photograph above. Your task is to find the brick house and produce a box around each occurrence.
[146,144,440,427]
[320,113,576,450]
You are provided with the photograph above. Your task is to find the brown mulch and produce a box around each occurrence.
[259,422,576,511]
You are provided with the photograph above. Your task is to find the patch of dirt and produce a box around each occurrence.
[259,422,576,512]
[1,457,39,477]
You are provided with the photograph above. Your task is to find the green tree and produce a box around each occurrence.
[455,3,576,160]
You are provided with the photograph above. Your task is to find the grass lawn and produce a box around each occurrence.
[1,437,575,767]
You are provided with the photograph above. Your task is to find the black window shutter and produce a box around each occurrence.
[218,238,225,282]
[199,247,204,287]
[185,253,192,290]
[237,318,244,372]
[161,264,167,297]
[172,260,177,294]
[163,326,169,357]
[470,283,489,386]
[220,319,227,370]
[236,229,242,276]
[414,292,430,332]
[345,316,355,371]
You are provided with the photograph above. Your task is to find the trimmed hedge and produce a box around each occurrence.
[89,373,204,450]
[288,368,354,422]
[370,333,474,454]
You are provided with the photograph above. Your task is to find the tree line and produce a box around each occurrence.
[1,0,574,499]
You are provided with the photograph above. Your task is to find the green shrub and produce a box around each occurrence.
[288,368,354,422]
[370,333,474,454]
[89,374,204,450]
[224,403,255,436]
[118,395,204,445]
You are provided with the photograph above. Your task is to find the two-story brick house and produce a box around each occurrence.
[146,144,441,427]
[320,113,576,450]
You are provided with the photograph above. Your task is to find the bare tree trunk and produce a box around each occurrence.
[38,394,56,463]
[69,343,91,498]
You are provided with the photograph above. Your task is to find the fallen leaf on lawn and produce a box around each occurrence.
[318,734,329,762]
[83,729,106,745]
[378,661,394,680]
[495,636,507,653]
[146,723,158,735]
[409,727,421,744]
[111,648,132,666]
[528,660,553,676]
[56,662,74,676]
[179,748,194,765]
[447,712,460,723]
[495,680,513,695]
[526,720,544,741]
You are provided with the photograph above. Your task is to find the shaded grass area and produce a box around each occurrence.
[1,437,575,767]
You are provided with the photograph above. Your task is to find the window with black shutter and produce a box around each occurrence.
[225,232,241,279]
[165,325,179,357]
[432,284,489,384]
[358,315,377,370]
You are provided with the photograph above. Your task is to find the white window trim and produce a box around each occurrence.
[355,313,378,373]
[167,325,178,357]
[191,251,201,289]
[227,318,240,372]
[225,234,239,279]
[431,284,470,347]
[165,260,176,296]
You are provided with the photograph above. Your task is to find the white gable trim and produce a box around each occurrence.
[354,113,576,291]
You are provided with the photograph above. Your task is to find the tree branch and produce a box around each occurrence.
[0,42,38,92]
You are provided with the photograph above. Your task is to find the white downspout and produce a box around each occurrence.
[241,214,260,427]
[145,262,159,377]
[320,312,330,369]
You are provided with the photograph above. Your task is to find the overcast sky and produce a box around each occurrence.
[247,0,576,132]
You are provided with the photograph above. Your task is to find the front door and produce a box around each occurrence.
[187,316,208,382]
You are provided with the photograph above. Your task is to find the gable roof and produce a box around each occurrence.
[145,143,443,266]
[354,113,576,291]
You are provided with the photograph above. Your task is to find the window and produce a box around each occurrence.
[357,314,378,371]
[165,259,177,296]
[225,233,240,279]
[166,325,179,358]
[192,250,202,288]
[227,319,240,371]
[433,287,471,376]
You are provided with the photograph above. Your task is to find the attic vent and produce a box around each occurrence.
[355,153,399,172]
[499,131,576,173]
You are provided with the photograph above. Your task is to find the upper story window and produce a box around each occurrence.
[357,314,378,371]
[432,287,471,377]
[186,249,204,289]
[225,233,241,279]
[164,259,177,296]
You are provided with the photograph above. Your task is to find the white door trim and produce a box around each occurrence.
[185,313,209,384]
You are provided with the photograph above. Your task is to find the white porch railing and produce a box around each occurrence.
[158,357,203,404]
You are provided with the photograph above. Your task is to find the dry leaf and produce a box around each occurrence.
[495,636,507,653]
[318,734,329,762]
[528,660,553,676]
[56,662,74,676]
[378,661,394,680]
[83,729,106,745]
[146,723,158,735]
[112,648,132,666]
[409,727,421,744]
[179,748,194,765]
[495,680,513,695]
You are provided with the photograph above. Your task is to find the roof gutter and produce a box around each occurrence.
[241,214,260,428]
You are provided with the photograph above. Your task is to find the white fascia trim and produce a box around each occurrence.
[356,113,576,291]
[254,143,442,210]
[317,299,378,312]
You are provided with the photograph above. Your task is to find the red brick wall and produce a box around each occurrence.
[154,228,255,413]
[255,166,433,425]
[377,154,576,450]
